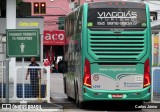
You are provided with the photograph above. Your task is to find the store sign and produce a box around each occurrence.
[43,30,65,45]
[0,18,44,34]
[18,22,39,27]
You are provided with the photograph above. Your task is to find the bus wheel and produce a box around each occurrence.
[79,101,85,109]
[75,87,85,108]
[67,96,72,101]
[63,78,67,94]
[75,86,79,107]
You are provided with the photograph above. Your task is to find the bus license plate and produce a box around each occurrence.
[112,94,123,98]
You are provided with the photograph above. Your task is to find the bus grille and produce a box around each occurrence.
[89,33,146,60]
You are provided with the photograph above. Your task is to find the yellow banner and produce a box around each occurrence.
[154,35,159,44]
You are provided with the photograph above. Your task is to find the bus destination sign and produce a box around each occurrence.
[87,8,147,28]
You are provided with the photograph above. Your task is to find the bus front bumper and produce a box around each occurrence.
[83,86,151,101]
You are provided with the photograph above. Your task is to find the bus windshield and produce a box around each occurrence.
[87,8,147,28]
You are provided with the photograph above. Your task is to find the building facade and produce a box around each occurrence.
[23,0,89,31]
[22,0,89,66]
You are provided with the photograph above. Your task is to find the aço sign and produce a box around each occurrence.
[43,30,65,45]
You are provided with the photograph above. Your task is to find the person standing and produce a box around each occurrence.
[26,57,41,98]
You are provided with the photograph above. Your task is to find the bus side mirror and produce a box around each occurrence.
[58,61,68,73]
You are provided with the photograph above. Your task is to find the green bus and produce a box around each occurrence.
[59,1,151,108]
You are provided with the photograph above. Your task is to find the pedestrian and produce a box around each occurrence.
[51,61,58,73]
[44,59,50,66]
[26,57,41,98]
[58,58,64,73]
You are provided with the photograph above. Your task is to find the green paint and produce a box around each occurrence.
[6,29,40,57]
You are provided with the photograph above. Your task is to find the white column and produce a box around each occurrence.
[6,0,16,99]
[47,66,51,103]
[7,0,16,68]
[6,0,16,30]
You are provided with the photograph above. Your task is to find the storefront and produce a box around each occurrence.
[43,30,65,69]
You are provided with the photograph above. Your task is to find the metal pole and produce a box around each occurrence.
[22,58,25,102]
[78,0,80,6]
[20,57,27,104]
[1,43,4,102]
[5,59,9,103]
[1,61,4,102]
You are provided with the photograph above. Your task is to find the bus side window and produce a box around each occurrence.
[76,7,83,34]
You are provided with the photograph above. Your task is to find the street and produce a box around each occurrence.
[50,73,160,112]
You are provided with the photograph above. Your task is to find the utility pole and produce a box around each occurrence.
[78,0,80,6]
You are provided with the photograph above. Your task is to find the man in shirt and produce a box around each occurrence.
[26,57,41,98]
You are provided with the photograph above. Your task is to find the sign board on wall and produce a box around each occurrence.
[6,29,40,57]
[0,18,44,34]
[16,18,44,34]
[43,30,65,45]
